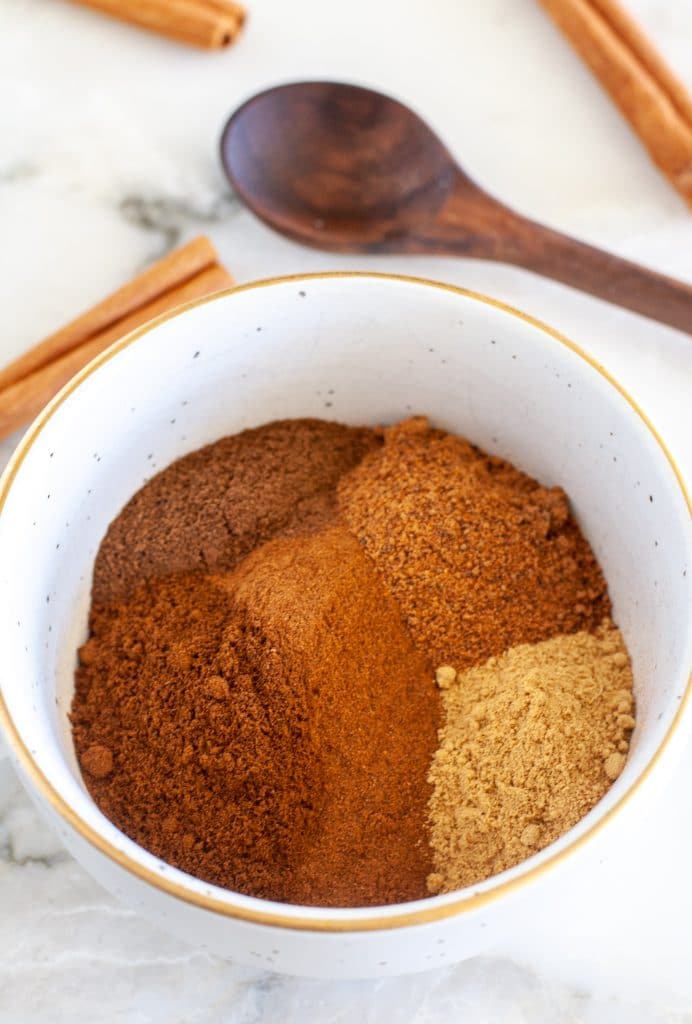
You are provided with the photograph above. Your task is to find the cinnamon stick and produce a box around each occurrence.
[68,0,246,49]
[203,0,246,25]
[537,0,692,205]
[0,264,234,442]
[0,237,218,393]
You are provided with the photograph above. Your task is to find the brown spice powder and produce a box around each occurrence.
[427,622,635,893]
[338,417,610,670]
[72,526,439,907]
[71,415,622,907]
[92,418,380,605]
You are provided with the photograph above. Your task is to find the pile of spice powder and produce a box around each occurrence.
[73,528,438,906]
[71,415,632,907]
[337,416,610,670]
[427,622,635,894]
[91,418,380,604]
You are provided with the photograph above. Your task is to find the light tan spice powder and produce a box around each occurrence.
[427,621,635,894]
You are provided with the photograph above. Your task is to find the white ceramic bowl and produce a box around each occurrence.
[0,273,690,978]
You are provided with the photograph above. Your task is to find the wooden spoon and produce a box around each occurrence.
[221,81,692,334]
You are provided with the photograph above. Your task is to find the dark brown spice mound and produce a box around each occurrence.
[92,418,380,605]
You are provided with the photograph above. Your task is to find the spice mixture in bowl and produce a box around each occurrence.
[0,274,689,977]
[71,415,634,907]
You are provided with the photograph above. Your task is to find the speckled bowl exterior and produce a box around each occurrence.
[0,274,690,977]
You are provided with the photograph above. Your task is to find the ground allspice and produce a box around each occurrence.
[337,416,610,670]
[71,416,622,907]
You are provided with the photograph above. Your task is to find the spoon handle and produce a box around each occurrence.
[427,182,692,334]
[503,215,692,335]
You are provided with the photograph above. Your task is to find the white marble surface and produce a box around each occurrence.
[1,0,692,1019]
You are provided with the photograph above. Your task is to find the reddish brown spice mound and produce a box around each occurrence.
[72,528,438,906]
[338,417,610,670]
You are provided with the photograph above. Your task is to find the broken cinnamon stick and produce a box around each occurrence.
[68,0,246,50]
[0,237,219,392]
[0,262,234,441]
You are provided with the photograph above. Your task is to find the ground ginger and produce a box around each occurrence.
[427,622,635,893]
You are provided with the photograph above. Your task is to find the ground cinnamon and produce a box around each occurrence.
[74,528,438,906]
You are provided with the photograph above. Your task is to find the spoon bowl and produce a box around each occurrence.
[221,82,692,334]
[221,82,457,250]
